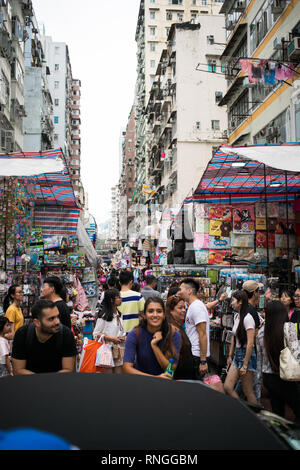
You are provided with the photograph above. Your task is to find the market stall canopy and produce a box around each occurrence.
[194,143,300,201]
[0,149,77,207]
[220,143,300,173]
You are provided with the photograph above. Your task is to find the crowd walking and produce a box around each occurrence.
[0,267,299,424]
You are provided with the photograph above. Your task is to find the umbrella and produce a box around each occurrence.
[0,373,289,450]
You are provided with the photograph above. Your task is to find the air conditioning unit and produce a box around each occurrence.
[234,1,246,12]
[222,130,228,139]
[215,91,223,103]
[287,36,300,61]
[273,36,283,50]
[271,0,286,15]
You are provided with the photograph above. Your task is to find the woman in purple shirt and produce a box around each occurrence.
[123,297,181,379]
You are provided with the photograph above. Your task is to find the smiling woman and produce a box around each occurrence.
[122,297,181,379]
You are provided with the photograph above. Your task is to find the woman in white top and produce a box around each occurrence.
[224,290,257,405]
[93,288,125,374]
[257,300,300,421]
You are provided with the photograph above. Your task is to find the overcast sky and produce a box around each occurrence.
[33,0,140,227]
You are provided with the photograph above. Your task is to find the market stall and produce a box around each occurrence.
[0,149,98,324]
[190,142,300,367]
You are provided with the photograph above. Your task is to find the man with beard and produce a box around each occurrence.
[12,300,77,375]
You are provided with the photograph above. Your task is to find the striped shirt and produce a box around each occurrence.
[118,290,145,333]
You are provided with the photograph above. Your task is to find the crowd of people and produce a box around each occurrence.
[0,267,299,423]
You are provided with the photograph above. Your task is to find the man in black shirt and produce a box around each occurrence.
[41,276,71,329]
[12,299,77,375]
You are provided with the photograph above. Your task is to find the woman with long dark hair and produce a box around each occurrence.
[257,300,300,421]
[93,288,125,374]
[123,296,181,378]
[3,284,24,337]
[224,290,257,404]
[280,289,295,321]
[166,294,194,380]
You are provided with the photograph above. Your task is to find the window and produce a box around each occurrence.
[196,121,201,130]
[150,42,156,51]
[54,116,59,124]
[177,13,183,21]
[150,0,155,3]
[192,0,196,4]
[201,0,207,5]
[150,60,155,68]
[208,60,216,73]
[150,27,156,36]
[55,46,60,54]
[11,59,24,88]
[168,0,182,4]
[54,98,59,106]
[54,81,59,89]
[55,64,59,71]
[211,120,220,130]
[54,134,58,141]
[150,11,155,20]
[166,12,172,20]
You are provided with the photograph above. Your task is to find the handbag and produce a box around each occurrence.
[279,323,300,382]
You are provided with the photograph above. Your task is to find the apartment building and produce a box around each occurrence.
[23,17,54,151]
[134,0,225,210]
[110,185,121,244]
[146,19,227,211]
[43,36,84,205]
[118,106,136,241]
[218,0,300,145]
[0,0,30,153]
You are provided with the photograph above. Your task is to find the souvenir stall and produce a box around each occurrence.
[0,151,64,318]
[186,143,300,368]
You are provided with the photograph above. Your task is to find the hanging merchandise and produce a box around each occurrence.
[194,233,209,249]
[232,205,255,234]
[208,205,232,222]
[0,177,35,270]
[74,276,90,312]
[209,236,231,250]
[208,250,231,265]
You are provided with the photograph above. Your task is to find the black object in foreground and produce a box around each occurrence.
[0,373,290,450]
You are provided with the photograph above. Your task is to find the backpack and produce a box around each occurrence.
[26,322,64,353]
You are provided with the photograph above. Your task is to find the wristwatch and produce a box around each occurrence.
[200,360,207,365]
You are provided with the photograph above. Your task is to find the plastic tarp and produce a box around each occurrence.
[77,218,98,268]
[0,157,64,176]
[220,143,300,173]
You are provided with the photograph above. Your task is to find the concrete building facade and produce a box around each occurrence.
[147,19,227,213]
[218,0,300,145]
[134,0,225,208]
[0,0,30,153]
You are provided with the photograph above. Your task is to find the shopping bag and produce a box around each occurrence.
[203,374,225,393]
[95,343,114,368]
[79,339,104,373]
